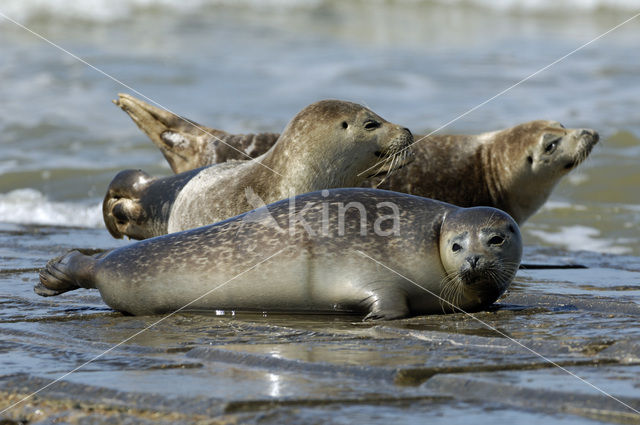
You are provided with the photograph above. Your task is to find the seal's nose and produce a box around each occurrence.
[466,255,480,269]
[580,129,599,143]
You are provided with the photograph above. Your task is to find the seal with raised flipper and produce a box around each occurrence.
[37,188,523,319]
[104,99,413,240]
[114,93,280,174]
[113,95,598,225]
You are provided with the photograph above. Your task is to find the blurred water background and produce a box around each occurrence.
[0,0,638,255]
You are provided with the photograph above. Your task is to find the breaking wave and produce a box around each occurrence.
[0,188,104,228]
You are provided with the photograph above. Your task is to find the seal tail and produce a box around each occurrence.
[35,250,98,297]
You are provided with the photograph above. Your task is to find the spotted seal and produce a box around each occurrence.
[377,120,599,224]
[104,99,413,239]
[37,188,523,319]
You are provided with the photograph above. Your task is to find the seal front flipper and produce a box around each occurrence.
[362,286,410,321]
[35,250,97,297]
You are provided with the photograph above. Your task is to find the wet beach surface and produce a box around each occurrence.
[1,224,639,424]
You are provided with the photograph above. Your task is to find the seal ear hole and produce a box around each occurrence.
[508,225,516,234]
[527,156,533,164]
[342,121,348,129]
[488,235,505,246]
[452,243,462,253]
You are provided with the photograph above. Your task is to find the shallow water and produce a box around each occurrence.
[1,1,640,423]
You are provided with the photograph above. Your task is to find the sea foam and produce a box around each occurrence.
[0,188,104,228]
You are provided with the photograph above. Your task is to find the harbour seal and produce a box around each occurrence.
[114,95,598,224]
[377,121,599,224]
[104,99,413,240]
[37,188,523,319]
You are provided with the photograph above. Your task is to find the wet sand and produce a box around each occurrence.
[1,224,639,424]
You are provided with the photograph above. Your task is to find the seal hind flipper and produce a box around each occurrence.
[114,93,223,173]
[115,94,280,173]
[36,251,97,297]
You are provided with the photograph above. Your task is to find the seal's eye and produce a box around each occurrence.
[488,235,505,246]
[452,243,462,253]
[542,134,561,155]
[544,141,558,154]
[342,121,349,129]
[364,120,381,131]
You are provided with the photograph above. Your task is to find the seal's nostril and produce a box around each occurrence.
[466,256,480,269]
[112,204,127,221]
[580,129,599,142]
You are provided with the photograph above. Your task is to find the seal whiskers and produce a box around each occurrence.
[372,147,412,188]
[439,271,464,314]
[373,154,396,188]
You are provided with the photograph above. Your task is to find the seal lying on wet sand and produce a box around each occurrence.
[104,99,413,240]
[37,189,522,319]
[114,94,598,224]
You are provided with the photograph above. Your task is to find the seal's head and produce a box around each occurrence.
[491,120,599,223]
[102,169,154,239]
[265,99,414,189]
[438,207,522,313]
[518,120,599,176]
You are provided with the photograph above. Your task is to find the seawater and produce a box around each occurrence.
[0,0,638,254]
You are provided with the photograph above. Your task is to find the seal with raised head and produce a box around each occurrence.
[376,120,599,224]
[104,99,413,240]
[114,95,598,225]
[37,188,523,319]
